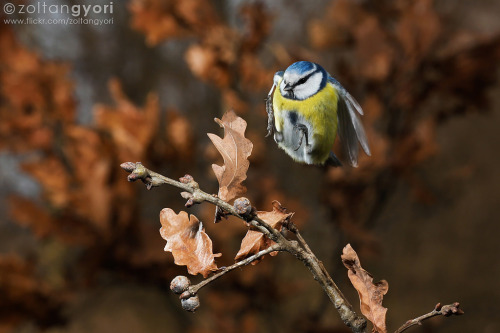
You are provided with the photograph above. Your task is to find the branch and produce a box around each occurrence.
[121,162,367,333]
[286,222,365,332]
[120,162,287,243]
[394,302,464,333]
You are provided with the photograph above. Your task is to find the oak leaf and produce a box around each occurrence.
[235,201,292,263]
[342,244,388,333]
[160,209,221,278]
[208,110,253,222]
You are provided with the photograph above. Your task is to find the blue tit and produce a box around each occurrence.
[266,61,371,167]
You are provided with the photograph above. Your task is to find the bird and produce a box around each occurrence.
[265,61,371,167]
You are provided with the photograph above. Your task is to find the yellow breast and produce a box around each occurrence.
[272,80,339,158]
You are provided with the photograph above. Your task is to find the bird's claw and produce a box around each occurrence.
[294,124,310,151]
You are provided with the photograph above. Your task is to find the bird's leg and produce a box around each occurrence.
[265,96,275,138]
[293,124,310,151]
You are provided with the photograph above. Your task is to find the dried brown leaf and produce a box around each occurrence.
[222,89,249,114]
[0,27,75,152]
[175,0,219,33]
[9,196,55,239]
[238,54,275,93]
[166,110,194,154]
[0,254,67,332]
[0,255,40,297]
[342,244,388,333]
[9,196,101,246]
[94,79,160,162]
[63,125,113,233]
[308,0,361,49]
[21,156,70,208]
[128,0,187,45]
[239,3,272,53]
[185,26,238,88]
[396,0,441,65]
[354,15,395,81]
[235,201,292,263]
[185,45,218,83]
[160,209,221,278]
[208,110,253,202]
[129,0,219,45]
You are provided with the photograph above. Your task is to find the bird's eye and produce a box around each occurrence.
[297,77,307,85]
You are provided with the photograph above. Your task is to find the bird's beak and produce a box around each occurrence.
[283,83,293,91]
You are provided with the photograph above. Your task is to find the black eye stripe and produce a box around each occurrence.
[292,70,318,87]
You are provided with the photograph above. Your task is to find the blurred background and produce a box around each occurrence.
[1,0,500,332]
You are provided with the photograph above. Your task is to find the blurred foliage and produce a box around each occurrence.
[1,0,500,332]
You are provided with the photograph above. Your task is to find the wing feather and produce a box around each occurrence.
[328,76,371,167]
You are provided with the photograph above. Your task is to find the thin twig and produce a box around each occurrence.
[121,162,367,333]
[287,221,314,255]
[394,302,464,333]
[184,243,284,297]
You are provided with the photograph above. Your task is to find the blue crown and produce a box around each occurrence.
[286,61,322,75]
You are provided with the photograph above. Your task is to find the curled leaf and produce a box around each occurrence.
[160,209,221,278]
[342,244,388,333]
[235,201,292,263]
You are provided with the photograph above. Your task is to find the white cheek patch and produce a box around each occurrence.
[294,72,323,100]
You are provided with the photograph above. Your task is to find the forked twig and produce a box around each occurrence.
[121,161,367,333]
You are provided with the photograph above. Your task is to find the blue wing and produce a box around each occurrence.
[328,76,371,167]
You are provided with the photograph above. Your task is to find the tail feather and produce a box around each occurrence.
[325,152,343,167]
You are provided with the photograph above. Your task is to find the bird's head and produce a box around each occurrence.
[280,61,327,100]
